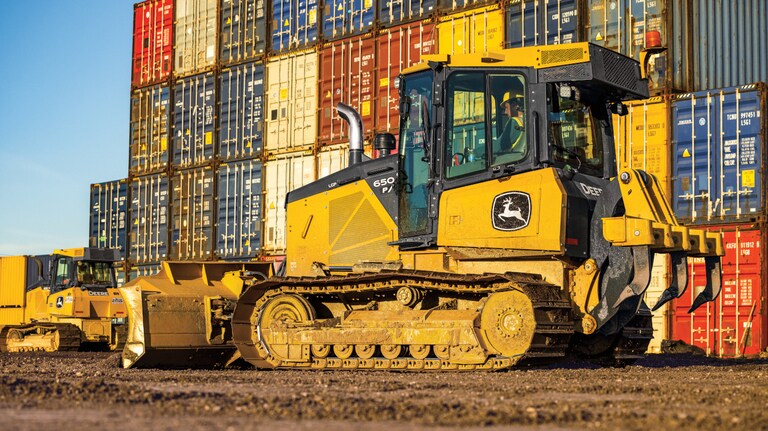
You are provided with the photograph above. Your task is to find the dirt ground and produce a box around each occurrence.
[0,352,767,431]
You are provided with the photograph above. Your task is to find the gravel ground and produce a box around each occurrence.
[1,352,767,431]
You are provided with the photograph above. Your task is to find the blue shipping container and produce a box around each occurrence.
[89,179,129,260]
[220,61,264,161]
[322,0,375,40]
[130,174,169,264]
[129,264,162,280]
[174,72,216,168]
[130,84,170,176]
[378,0,435,28]
[217,159,263,259]
[672,84,766,225]
[220,0,268,64]
[171,166,215,260]
[272,0,320,53]
[505,0,578,47]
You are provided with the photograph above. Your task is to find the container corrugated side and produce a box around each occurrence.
[130,84,171,176]
[322,0,375,41]
[505,0,578,47]
[317,143,349,179]
[436,3,504,56]
[89,179,129,260]
[265,49,318,154]
[220,61,264,161]
[672,224,767,357]
[132,0,173,88]
[130,174,170,264]
[115,266,127,287]
[0,256,27,324]
[272,0,320,53]
[437,0,492,13]
[173,72,216,168]
[217,159,263,259]
[671,84,765,225]
[129,263,163,280]
[644,254,670,354]
[378,0,436,28]
[220,0,267,65]
[684,0,768,92]
[171,166,215,261]
[375,20,436,134]
[175,0,218,77]
[613,96,671,199]
[263,152,316,254]
[318,35,376,146]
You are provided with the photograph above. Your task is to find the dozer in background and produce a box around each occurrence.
[121,42,723,370]
[0,248,126,352]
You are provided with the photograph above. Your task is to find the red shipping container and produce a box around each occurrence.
[318,35,376,146]
[132,0,174,88]
[672,224,768,357]
[375,20,436,136]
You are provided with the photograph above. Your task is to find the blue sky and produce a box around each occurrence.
[0,1,133,255]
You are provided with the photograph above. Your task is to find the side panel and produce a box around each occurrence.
[263,152,317,254]
[171,166,215,261]
[322,0,375,40]
[318,35,376,146]
[437,4,504,56]
[174,0,218,77]
[505,0,579,47]
[272,0,320,53]
[672,85,765,225]
[613,97,671,198]
[378,0,436,28]
[130,174,170,264]
[89,179,129,260]
[219,61,265,161]
[437,169,564,252]
[173,72,217,168]
[375,20,436,134]
[672,225,767,357]
[220,0,267,65]
[130,84,171,176]
[0,256,27,324]
[132,0,174,88]
[265,50,318,153]
[216,159,263,260]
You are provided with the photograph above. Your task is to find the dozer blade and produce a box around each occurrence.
[688,256,722,313]
[652,251,688,311]
[590,246,652,333]
[120,261,272,369]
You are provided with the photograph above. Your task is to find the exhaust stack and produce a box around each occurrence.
[336,102,364,166]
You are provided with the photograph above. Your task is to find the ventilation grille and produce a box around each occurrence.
[538,63,591,82]
[598,48,640,91]
[541,47,585,65]
[329,193,391,265]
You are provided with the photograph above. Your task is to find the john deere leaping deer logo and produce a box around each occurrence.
[492,192,531,231]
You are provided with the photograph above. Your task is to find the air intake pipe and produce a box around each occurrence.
[336,102,364,166]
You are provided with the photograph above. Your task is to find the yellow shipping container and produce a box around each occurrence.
[613,96,671,198]
[437,4,504,56]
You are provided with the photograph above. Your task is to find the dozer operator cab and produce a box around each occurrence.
[39,248,120,293]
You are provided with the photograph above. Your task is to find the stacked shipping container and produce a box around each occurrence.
[89,0,768,354]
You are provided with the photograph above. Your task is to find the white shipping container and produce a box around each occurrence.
[263,152,316,253]
[316,144,349,179]
[266,50,318,153]
[644,254,671,353]
[175,0,218,77]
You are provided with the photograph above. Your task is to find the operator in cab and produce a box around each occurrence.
[497,93,525,154]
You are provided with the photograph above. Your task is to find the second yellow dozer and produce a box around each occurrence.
[121,42,723,370]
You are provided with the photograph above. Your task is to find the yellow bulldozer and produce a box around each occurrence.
[121,42,723,370]
[0,247,126,352]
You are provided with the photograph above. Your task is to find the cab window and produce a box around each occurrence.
[549,85,604,176]
[54,257,72,289]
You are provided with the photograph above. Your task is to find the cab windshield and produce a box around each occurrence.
[76,261,113,286]
[549,84,604,177]
[398,71,433,237]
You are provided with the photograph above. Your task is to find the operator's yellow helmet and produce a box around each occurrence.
[500,91,525,107]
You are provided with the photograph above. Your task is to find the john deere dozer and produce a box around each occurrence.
[121,43,722,370]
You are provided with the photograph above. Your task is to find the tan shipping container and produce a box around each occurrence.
[263,151,317,254]
[266,49,319,154]
[174,0,218,77]
[644,254,671,353]
[613,97,671,198]
[437,4,504,56]
[317,144,349,179]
